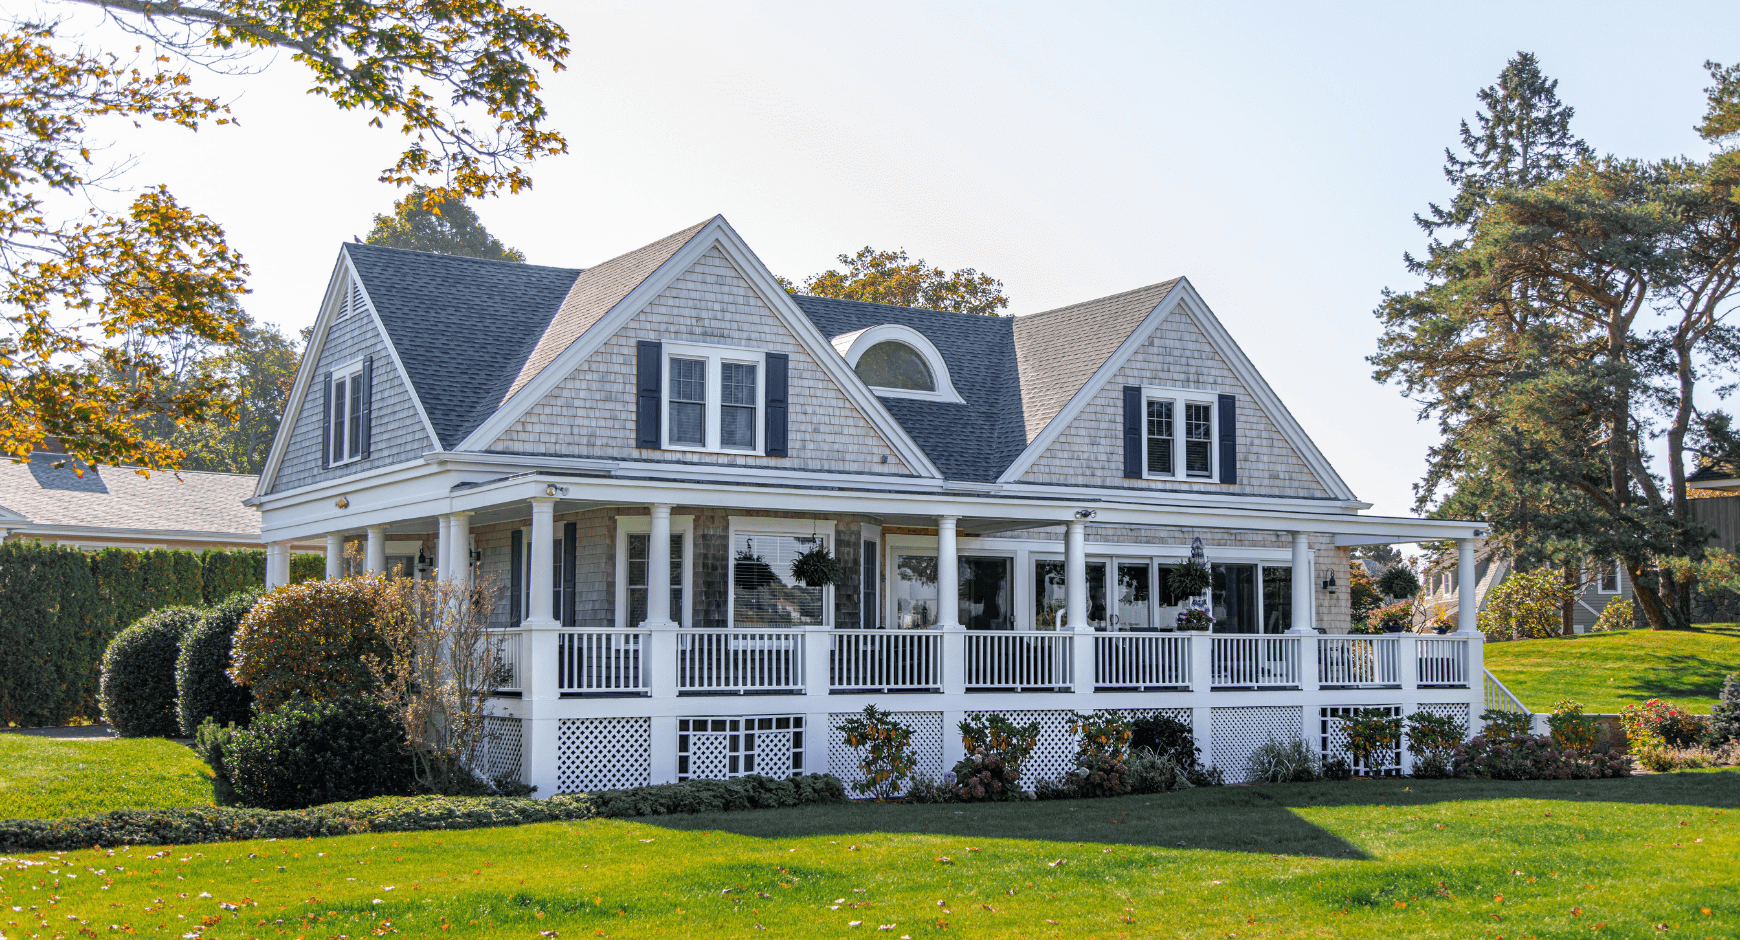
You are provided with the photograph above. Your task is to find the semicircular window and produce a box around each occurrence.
[855,341,936,391]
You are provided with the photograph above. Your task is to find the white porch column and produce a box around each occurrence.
[436,515,451,582]
[1064,519,1087,630]
[1457,538,1480,635]
[936,516,961,628]
[526,498,556,625]
[325,533,344,580]
[263,543,283,589]
[643,504,677,627]
[365,525,386,575]
[1289,532,1315,634]
[521,496,561,797]
[452,511,474,584]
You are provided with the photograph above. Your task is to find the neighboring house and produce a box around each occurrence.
[251,215,1490,789]
[0,451,321,553]
[1417,541,1633,633]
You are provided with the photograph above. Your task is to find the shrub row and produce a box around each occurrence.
[589,774,847,817]
[0,542,321,727]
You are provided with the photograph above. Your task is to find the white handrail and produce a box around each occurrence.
[557,630,648,693]
[963,632,1072,690]
[677,630,805,693]
[829,630,942,691]
[1483,668,1529,714]
[1318,636,1400,687]
[492,631,522,692]
[1210,635,1301,689]
[1094,633,1191,689]
[1416,636,1470,686]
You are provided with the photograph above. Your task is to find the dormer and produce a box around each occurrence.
[831,324,965,404]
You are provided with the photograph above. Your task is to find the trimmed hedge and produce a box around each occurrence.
[99,607,204,737]
[230,577,385,708]
[175,589,262,736]
[225,696,415,809]
[589,774,847,816]
[0,542,324,727]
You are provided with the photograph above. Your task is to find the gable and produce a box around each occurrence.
[488,246,919,476]
[1013,296,1345,499]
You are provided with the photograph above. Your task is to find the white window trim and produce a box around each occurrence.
[613,514,695,628]
[328,359,366,467]
[1597,559,1622,594]
[662,341,767,455]
[1141,384,1219,482]
[726,515,834,629]
[833,324,966,403]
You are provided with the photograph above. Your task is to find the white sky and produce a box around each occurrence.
[73,0,1739,518]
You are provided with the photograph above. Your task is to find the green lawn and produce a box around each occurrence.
[1484,623,1740,713]
[0,735,214,820]
[6,772,1739,940]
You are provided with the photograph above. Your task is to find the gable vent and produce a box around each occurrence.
[351,282,367,319]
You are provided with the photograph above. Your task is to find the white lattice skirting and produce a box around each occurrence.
[1419,702,1472,735]
[1212,706,1305,783]
[679,715,807,780]
[557,717,652,793]
[479,716,523,783]
[1318,705,1403,776]
[828,711,946,795]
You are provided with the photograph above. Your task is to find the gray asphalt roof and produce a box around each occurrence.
[344,243,583,448]
[0,454,261,535]
[1012,280,1180,441]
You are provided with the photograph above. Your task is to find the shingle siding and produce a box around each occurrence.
[1018,308,1331,498]
[271,288,432,493]
[491,248,913,475]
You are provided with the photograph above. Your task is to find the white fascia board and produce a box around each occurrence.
[255,252,352,497]
[252,455,451,511]
[992,480,1368,513]
[0,503,30,526]
[12,523,265,543]
[453,216,944,479]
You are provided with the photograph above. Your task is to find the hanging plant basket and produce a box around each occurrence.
[1168,560,1213,597]
[790,544,843,588]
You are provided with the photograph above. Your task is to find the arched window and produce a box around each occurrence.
[854,341,935,392]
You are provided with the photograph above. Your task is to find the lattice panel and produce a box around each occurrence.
[967,709,1078,786]
[828,711,945,795]
[479,716,523,782]
[556,717,651,793]
[1212,706,1305,783]
[1320,706,1402,777]
[1418,702,1471,737]
[677,715,805,781]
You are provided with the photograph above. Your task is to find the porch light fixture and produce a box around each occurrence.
[334,496,349,509]
[1074,509,1097,519]
[544,484,568,497]
[1322,573,1338,594]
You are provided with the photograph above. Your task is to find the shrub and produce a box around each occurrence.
[1404,710,1465,761]
[952,713,1040,801]
[175,589,262,736]
[1246,737,1320,784]
[224,696,415,810]
[1547,699,1598,752]
[1480,709,1534,739]
[1619,698,1706,748]
[1130,714,1200,771]
[1065,710,1133,797]
[906,774,957,804]
[1126,747,1190,793]
[1321,755,1353,780]
[587,774,846,817]
[836,705,918,800]
[1478,568,1575,641]
[230,577,385,708]
[1377,566,1422,599]
[1590,597,1634,632]
[193,718,243,804]
[1452,734,1631,780]
[1338,708,1402,775]
[1705,674,1740,746]
[99,607,204,737]
[1371,600,1414,632]
[0,541,103,728]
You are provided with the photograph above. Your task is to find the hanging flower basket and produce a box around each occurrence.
[790,544,843,588]
[1168,559,1213,597]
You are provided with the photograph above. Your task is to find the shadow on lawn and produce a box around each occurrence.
[644,770,1740,858]
[1610,648,1740,703]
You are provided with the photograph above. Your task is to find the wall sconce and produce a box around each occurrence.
[1074,509,1097,519]
[334,496,349,509]
[1321,573,1338,595]
[544,483,568,497]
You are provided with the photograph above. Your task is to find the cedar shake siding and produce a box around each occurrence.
[271,282,431,494]
[490,247,914,475]
[1018,307,1331,498]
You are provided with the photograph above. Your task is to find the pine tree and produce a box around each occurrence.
[366,188,527,262]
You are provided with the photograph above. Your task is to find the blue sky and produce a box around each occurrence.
[95,0,1738,517]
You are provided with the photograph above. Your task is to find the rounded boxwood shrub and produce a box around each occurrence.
[230,577,385,708]
[100,607,204,737]
[224,696,415,810]
[176,589,263,736]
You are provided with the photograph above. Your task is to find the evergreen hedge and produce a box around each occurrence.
[175,589,263,736]
[0,542,322,727]
[99,607,205,737]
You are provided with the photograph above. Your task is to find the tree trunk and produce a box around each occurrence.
[1628,562,1690,630]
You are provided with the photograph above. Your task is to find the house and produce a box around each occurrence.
[251,216,1493,789]
[0,450,321,553]
[1416,542,1633,633]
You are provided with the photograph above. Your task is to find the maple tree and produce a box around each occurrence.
[782,247,1009,316]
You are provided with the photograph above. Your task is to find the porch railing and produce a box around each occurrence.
[677,630,805,694]
[1416,637,1470,687]
[1483,667,1529,714]
[1317,636,1400,688]
[829,630,942,692]
[493,631,522,692]
[1211,635,1301,689]
[1093,633,1191,690]
[963,632,1073,691]
[558,630,648,694]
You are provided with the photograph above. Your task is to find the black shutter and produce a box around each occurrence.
[636,340,662,448]
[320,373,332,469]
[359,355,375,458]
[766,352,789,457]
[509,528,523,627]
[561,521,577,628]
[1218,393,1237,484]
[1122,385,1143,479]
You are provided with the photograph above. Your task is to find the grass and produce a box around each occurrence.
[6,772,1739,940]
[1484,622,1740,713]
[0,735,214,821]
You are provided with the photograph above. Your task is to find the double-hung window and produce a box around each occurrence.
[1598,561,1621,594]
[1142,387,1216,480]
[328,361,366,465]
[662,343,766,454]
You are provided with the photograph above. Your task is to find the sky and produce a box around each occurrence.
[64,0,1740,519]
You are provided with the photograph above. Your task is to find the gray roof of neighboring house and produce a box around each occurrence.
[0,454,261,537]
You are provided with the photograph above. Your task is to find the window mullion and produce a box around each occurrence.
[707,354,722,451]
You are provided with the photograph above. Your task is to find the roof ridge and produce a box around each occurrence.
[792,293,1017,325]
[1017,278,1183,320]
[344,241,581,275]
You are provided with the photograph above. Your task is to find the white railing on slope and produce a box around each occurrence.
[829,630,942,691]
[963,632,1073,690]
[1094,633,1191,689]
[493,631,522,692]
[1317,636,1400,687]
[1483,668,1529,714]
[557,631,648,693]
[677,631,805,693]
[1416,636,1470,686]
[1211,635,1301,689]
